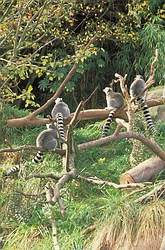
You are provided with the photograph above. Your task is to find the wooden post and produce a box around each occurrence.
[120,156,165,184]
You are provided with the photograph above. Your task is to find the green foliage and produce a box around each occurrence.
[1,0,165,108]
[1,104,165,249]
[38,47,109,93]
[4,85,40,108]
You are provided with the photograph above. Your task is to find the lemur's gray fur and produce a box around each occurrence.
[101,87,124,138]
[130,75,156,134]
[32,123,58,163]
[51,98,70,141]
[4,124,58,177]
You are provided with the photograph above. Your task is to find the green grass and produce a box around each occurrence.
[1,103,165,249]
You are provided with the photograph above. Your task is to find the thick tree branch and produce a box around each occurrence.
[52,168,78,214]
[6,97,164,127]
[78,131,165,162]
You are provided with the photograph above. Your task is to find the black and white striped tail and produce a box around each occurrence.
[56,113,66,141]
[3,165,20,177]
[32,151,44,163]
[4,151,44,177]
[138,97,156,134]
[101,110,116,138]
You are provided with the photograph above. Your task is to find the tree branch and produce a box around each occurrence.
[7,34,99,127]
[78,175,149,189]
[78,131,165,162]
[64,101,84,171]
[134,182,165,203]
[45,182,61,250]
[0,145,65,156]
[6,96,164,127]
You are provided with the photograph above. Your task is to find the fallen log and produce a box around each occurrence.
[120,156,165,184]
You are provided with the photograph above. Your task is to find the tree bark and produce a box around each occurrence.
[120,156,165,184]
[6,97,164,127]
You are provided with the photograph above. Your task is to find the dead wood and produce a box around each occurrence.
[159,235,165,250]
[120,156,165,184]
[52,168,78,215]
[25,173,61,180]
[114,73,135,132]
[0,145,65,156]
[78,175,148,189]
[5,97,164,128]
[45,183,60,250]
[78,131,165,162]
[134,182,165,203]
[125,187,149,198]
[63,101,84,172]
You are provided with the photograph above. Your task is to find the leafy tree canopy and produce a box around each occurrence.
[0,0,165,109]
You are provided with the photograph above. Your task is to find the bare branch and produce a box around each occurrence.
[134,182,165,203]
[78,131,165,162]
[45,183,61,250]
[114,73,134,131]
[52,168,78,215]
[125,187,149,198]
[25,173,61,181]
[0,145,65,156]
[51,217,61,250]
[65,101,84,171]
[146,48,158,86]
[78,175,149,189]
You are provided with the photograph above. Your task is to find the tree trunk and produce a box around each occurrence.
[120,156,165,184]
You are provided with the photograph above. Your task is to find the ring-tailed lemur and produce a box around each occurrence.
[51,98,70,141]
[101,87,124,138]
[130,75,156,134]
[32,123,58,163]
[4,124,58,177]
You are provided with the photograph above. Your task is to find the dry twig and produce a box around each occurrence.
[78,175,149,189]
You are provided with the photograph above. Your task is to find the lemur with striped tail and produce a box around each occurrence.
[101,87,124,138]
[4,124,58,177]
[51,98,70,141]
[32,123,58,163]
[130,75,156,134]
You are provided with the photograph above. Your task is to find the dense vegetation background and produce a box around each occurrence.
[1,0,165,249]
[1,0,165,111]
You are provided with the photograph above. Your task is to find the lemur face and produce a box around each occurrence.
[135,75,143,80]
[103,87,113,94]
[55,97,63,104]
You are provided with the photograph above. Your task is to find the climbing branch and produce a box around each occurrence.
[0,144,65,156]
[78,131,165,162]
[65,101,84,172]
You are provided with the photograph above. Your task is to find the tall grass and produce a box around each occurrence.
[1,103,165,249]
